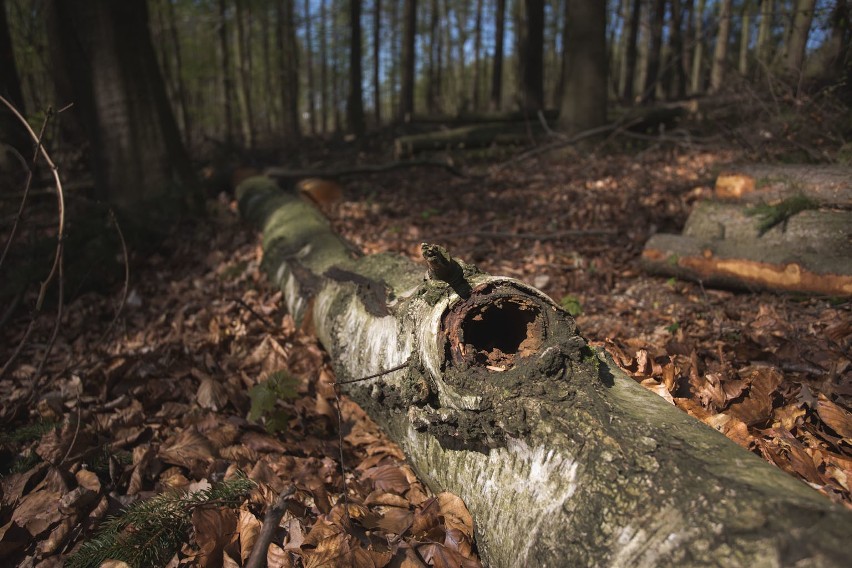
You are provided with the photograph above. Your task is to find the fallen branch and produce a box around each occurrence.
[264,158,466,183]
[245,485,297,568]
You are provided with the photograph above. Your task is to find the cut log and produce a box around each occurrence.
[642,201,852,296]
[714,164,852,207]
[238,176,852,567]
[394,123,547,158]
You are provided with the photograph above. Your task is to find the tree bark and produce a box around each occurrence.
[320,0,329,134]
[739,0,754,76]
[399,0,416,121]
[783,0,816,80]
[757,0,773,65]
[643,0,666,102]
[0,0,30,160]
[690,0,707,94]
[217,0,235,144]
[559,0,607,132]
[347,0,365,136]
[49,0,200,226]
[621,0,641,102]
[490,0,506,111]
[234,0,255,148]
[372,0,381,125]
[305,0,318,135]
[642,201,852,296]
[276,0,301,140]
[714,164,852,206]
[519,0,544,112]
[710,0,733,92]
[237,175,852,567]
[471,0,483,110]
[669,0,688,98]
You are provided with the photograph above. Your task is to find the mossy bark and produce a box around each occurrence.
[239,176,852,567]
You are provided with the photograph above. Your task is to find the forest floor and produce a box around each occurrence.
[1,139,850,567]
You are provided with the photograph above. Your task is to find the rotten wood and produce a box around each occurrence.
[238,174,852,567]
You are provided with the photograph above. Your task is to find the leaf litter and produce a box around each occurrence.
[1,145,850,567]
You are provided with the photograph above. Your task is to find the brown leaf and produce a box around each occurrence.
[375,507,413,534]
[192,506,238,568]
[363,465,410,494]
[419,542,481,568]
[437,492,474,539]
[197,377,230,411]
[704,413,753,448]
[640,378,675,405]
[11,490,62,537]
[237,508,261,563]
[302,533,353,568]
[242,431,289,454]
[267,543,295,568]
[726,367,783,426]
[816,396,852,439]
[159,428,216,469]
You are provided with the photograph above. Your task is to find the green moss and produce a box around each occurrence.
[745,194,819,235]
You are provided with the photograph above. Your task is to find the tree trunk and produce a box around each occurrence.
[690,0,706,94]
[710,0,733,92]
[347,0,365,136]
[277,0,301,140]
[0,0,30,160]
[427,0,440,114]
[490,0,506,110]
[237,175,852,567]
[320,0,329,134]
[559,0,607,132]
[372,0,381,125]
[669,0,688,98]
[399,0,416,121]
[471,0,483,110]
[519,0,544,112]
[757,0,773,65]
[621,0,641,102]
[305,0,318,135]
[739,0,754,76]
[783,0,816,80]
[217,0,234,144]
[234,0,255,148]
[48,0,200,229]
[165,0,191,147]
[643,0,666,102]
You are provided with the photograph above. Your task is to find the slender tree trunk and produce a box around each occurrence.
[757,0,773,65]
[690,0,707,94]
[783,0,816,80]
[331,0,342,133]
[622,0,641,101]
[217,0,234,144]
[427,0,438,113]
[305,0,317,135]
[165,0,191,147]
[277,0,301,140]
[669,0,687,98]
[555,0,570,103]
[560,0,607,132]
[643,0,666,102]
[490,0,506,110]
[471,0,483,110]
[0,0,30,160]
[399,0,416,120]
[372,0,381,125]
[389,0,400,116]
[520,0,544,111]
[261,9,274,134]
[320,0,329,134]
[453,3,468,110]
[235,0,255,148]
[739,0,754,75]
[347,0,365,135]
[710,0,733,92]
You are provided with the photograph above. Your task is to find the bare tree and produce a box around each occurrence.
[490,0,506,110]
[783,0,816,80]
[710,0,733,92]
[347,0,365,135]
[560,0,607,131]
[399,0,416,120]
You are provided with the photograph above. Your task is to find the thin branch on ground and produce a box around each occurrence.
[244,484,297,568]
[232,296,277,331]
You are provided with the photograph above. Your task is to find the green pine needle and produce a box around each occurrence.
[66,474,255,568]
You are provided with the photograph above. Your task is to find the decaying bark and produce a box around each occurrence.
[642,201,852,295]
[394,123,547,158]
[715,164,852,207]
[238,176,852,567]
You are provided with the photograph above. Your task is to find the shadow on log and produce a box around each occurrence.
[238,176,852,567]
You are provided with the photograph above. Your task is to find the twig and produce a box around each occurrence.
[232,297,277,330]
[59,398,82,466]
[333,358,410,385]
[0,98,66,384]
[332,385,350,522]
[99,209,130,343]
[244,484,297,568]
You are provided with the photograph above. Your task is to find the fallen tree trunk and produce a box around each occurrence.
[642,201,852,296]
[238,176,852,567]
[407,109,559,126]
[714,164,852,206]
[394,123,547,158]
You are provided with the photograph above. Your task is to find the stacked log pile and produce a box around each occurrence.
[642,164,852,296]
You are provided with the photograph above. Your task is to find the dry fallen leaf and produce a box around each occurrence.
[816,396,852,439]
[159,428,216,469]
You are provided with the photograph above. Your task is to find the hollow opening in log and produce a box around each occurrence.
[448,295,545,369]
